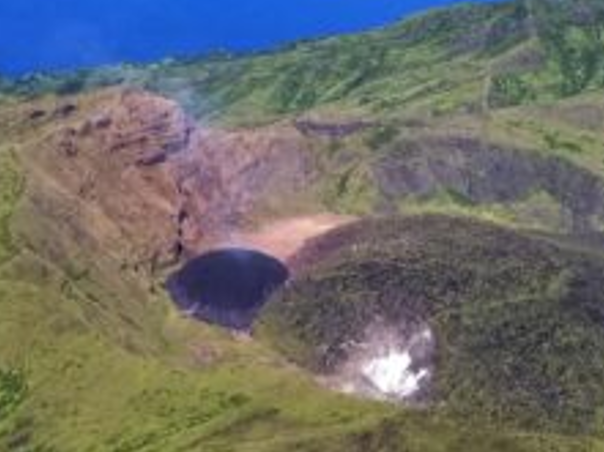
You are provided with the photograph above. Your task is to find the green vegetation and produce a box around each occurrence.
[3,245,592,451]
[397,189,566,233]
[260,215,604,435]
[0,148,23,264]
[490,73,536,107]
[323,164,379,215]
[0,369,26,423]
[1,0,604,450]
[0,252,395,450]
[2,0,602,126]
[4,0,600,230]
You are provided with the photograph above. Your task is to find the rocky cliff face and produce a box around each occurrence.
[12,89,195,272]
[175,125,314,246]
[5,88,314,274]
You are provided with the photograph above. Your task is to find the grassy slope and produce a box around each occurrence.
[0,0,604,450]
[4,1,604,122]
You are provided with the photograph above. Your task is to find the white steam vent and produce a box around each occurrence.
[362,347,430,398]
[327,321,435,403]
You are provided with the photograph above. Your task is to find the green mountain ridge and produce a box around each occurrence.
[1,0,604,450]
[4,0,604,122]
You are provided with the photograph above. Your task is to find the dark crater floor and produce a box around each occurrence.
[166,248,289,330]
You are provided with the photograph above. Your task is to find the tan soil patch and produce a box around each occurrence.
[214,214,355,263]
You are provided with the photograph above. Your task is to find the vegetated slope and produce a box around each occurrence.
[1,91,598,452]
[0,0,604,450]
[4,0,604,123]
[261,215,604,435]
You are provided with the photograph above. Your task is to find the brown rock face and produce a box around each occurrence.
[16,89,194,271]
[12,88,313,273]
[176,126,314,241]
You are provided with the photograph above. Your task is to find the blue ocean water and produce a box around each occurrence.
[0,0,497,76]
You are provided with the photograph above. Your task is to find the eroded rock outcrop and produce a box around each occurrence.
[10,88,314,273]
[14,89,195,271]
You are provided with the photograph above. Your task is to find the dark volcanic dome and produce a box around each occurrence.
[166,248,289,330]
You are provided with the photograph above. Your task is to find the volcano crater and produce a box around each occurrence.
[166,248,289,330]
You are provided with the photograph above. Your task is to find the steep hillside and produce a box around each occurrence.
[4,0,604,122]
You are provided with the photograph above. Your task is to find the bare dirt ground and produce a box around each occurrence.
[216,214,355,263]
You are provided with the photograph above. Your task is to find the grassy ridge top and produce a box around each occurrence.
[2,0,604,126]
